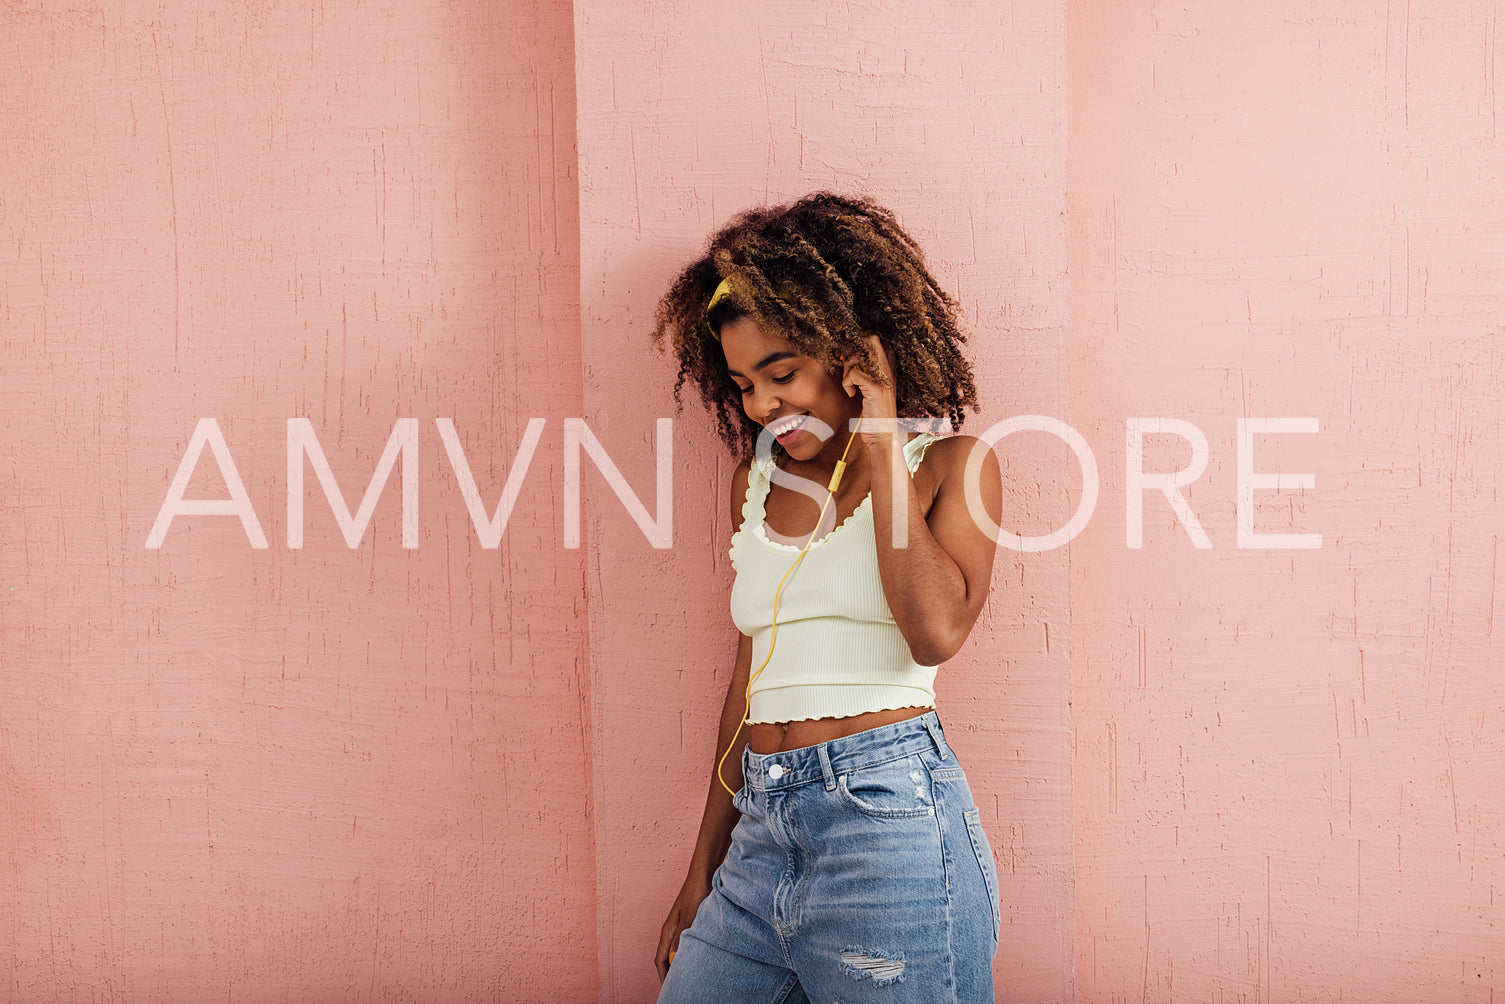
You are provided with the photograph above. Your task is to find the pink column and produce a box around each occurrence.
[1,2,596,999]
[573,1,1074,1000]
[1069,1,1505,999]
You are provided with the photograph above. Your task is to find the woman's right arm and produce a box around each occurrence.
[654,462,755,983]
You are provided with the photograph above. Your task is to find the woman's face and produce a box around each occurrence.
[719,315,861,463]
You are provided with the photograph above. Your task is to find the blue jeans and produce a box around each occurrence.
[659,712,1000,1003]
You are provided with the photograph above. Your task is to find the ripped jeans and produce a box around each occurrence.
[658,712,1000,1003]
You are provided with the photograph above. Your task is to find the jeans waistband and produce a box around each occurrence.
[741,711,951,793]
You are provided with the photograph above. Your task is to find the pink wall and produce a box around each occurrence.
[1069,2,1505,1001]
[573,2,1071,1000]
[1,2,596,1000]
[3,1,1503,1001]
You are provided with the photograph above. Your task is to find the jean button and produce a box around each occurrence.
[767,764,787,779]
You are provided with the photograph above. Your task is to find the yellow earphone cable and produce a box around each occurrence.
[716,424,862,797]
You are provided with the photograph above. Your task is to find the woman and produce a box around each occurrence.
[652,193,1003,1003]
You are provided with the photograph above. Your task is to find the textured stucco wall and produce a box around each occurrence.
[4,0,1504,1001]
[1069,2,1505,1001]
[572,0,1072,999]
[1,2,596,1000]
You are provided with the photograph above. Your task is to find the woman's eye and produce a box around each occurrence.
[771,372,795,385]
[737,385,753,396]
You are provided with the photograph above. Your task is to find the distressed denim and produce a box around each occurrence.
[658,712,1000,1003]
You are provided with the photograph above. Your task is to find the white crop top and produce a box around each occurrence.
[729,433,942,724]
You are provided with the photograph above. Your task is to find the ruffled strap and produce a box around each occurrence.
[728,432,944,569]
[728,459,774,571]
[903,431,942,472]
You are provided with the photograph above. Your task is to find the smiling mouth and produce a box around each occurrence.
[766,414,807,440]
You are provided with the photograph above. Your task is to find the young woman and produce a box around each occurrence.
[651,193,1003,1003]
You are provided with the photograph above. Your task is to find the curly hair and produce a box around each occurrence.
[651,192,979,461]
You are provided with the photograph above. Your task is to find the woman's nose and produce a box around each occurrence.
[750,387,780,422]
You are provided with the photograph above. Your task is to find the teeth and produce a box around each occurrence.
[768,415,804,437]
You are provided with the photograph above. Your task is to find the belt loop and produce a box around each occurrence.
[743,745,763,791]
[922,714,949,761]
[817,742,837,790]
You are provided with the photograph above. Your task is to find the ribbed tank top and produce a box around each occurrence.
[729,433,942,724]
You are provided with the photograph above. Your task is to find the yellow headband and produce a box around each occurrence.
[707,276,734,312]
[704,277,735,340]
[705,277,811,339]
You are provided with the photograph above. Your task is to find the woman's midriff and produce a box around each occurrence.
[745,706,932,755]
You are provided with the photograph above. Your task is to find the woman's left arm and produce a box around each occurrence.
[844,338,1002,666]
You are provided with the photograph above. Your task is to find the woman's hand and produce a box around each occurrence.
[655,870,713,982]
[841,334,899,445]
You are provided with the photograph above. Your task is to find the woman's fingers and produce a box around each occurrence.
[654,921,675,981]
[843,340,898,420]
[842,363,863,397]
[656,908,691,982]
[856,335,894,380]
[842,356,869,398]
[844,337,895,390]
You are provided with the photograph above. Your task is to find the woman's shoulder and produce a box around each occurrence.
[912,432,1000,493]
[916,430,990,462]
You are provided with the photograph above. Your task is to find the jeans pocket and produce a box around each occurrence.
[964,808,1002,942]
[836,755,936,819]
